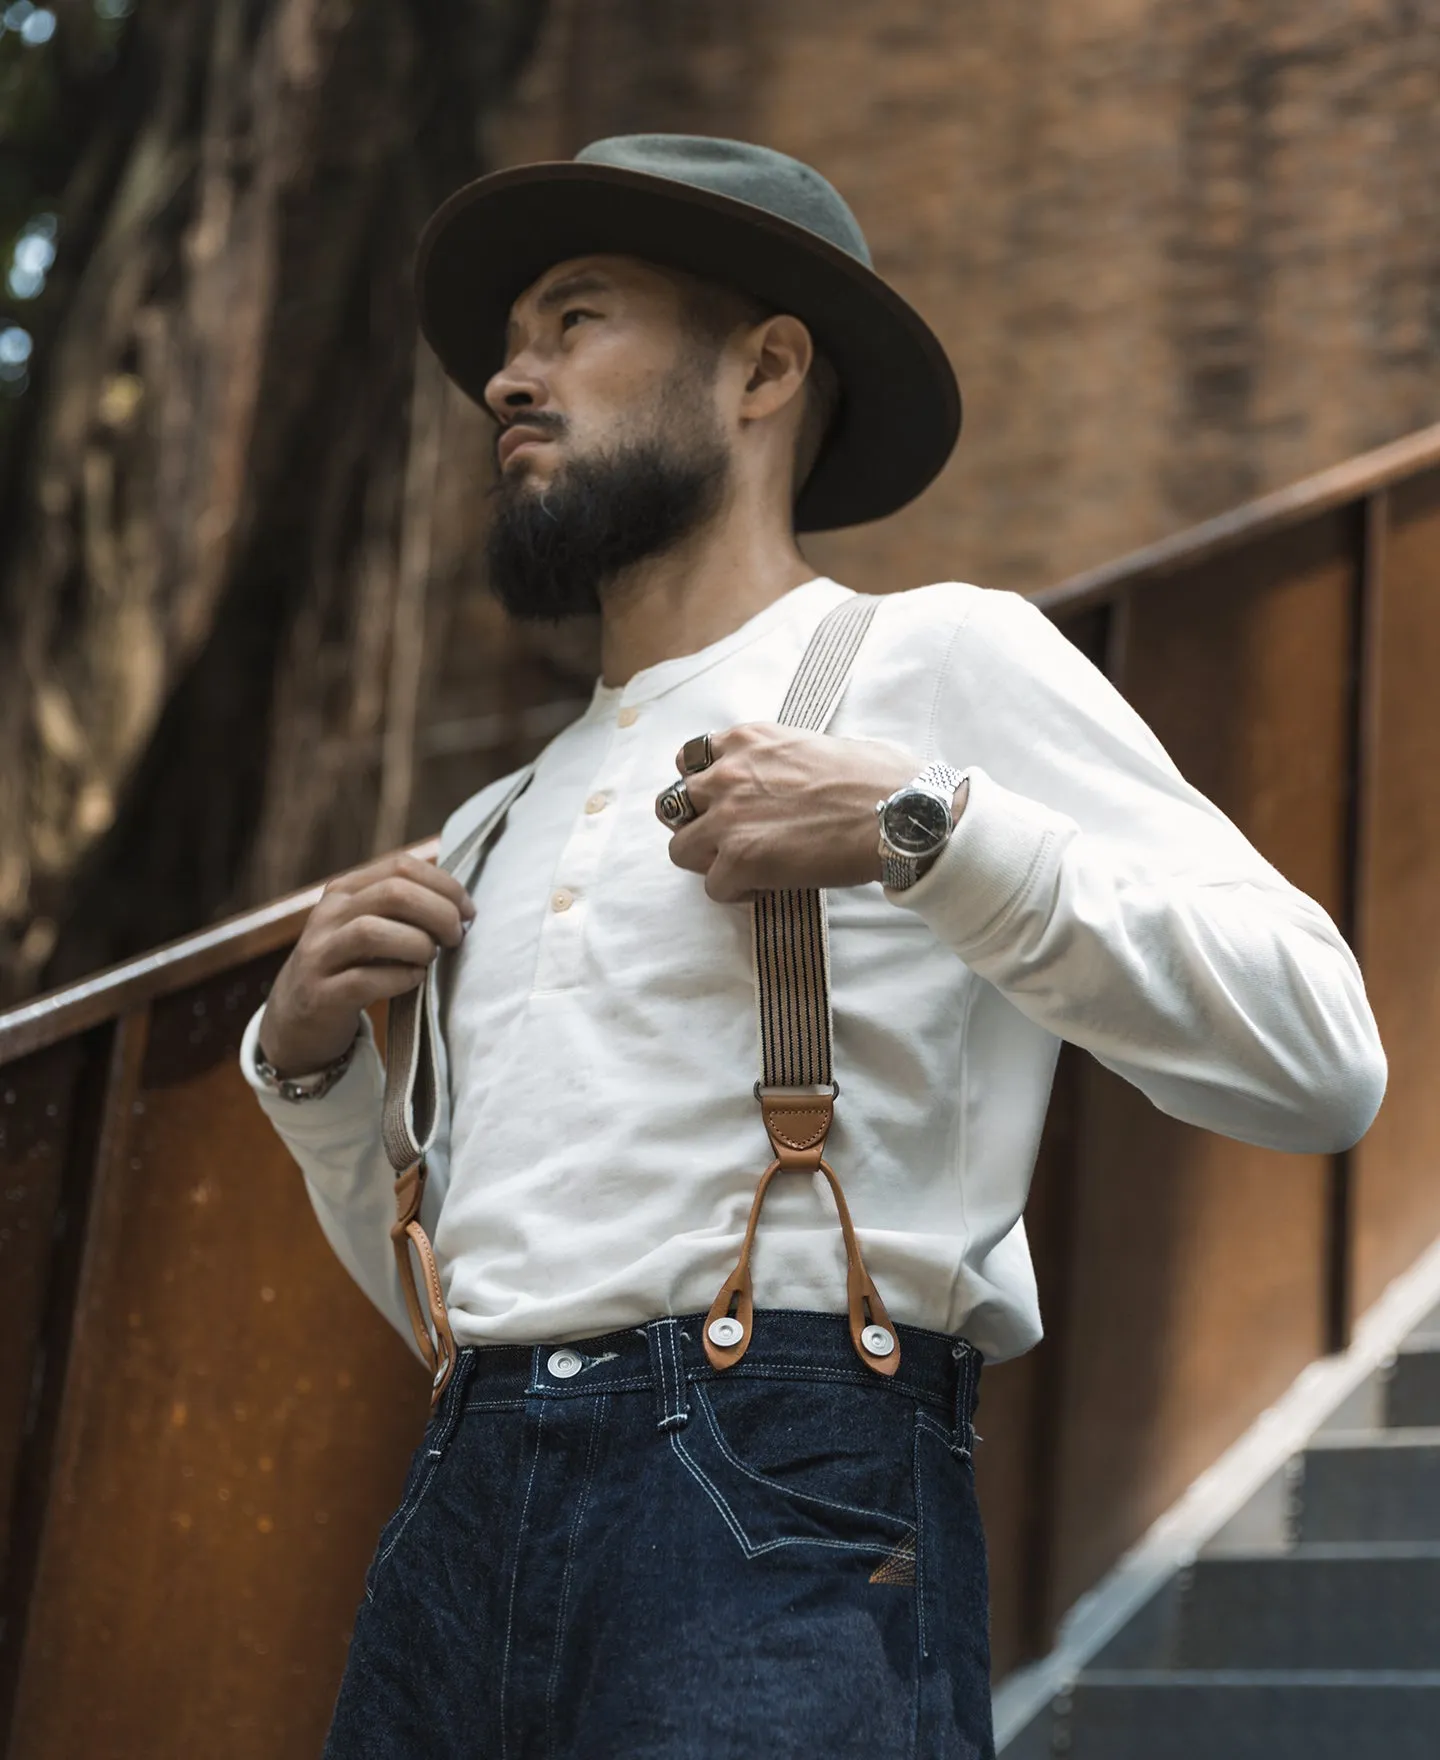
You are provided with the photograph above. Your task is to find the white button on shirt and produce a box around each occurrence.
[241,578,1386,1363]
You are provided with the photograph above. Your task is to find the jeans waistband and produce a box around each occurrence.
[444,1309,981,1427]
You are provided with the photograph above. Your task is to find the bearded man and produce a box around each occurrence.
[241,136,1386,1759]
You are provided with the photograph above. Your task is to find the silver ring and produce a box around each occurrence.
[680,732,715,775]
[655,779,698,829]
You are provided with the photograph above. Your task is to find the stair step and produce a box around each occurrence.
[1172,1549,1440,1669]
[1300,1431,1440,1541]
[1387,1349,1440,1427]
[1048,1672,1440,1760]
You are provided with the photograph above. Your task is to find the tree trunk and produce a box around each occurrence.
[0,0,561,1004]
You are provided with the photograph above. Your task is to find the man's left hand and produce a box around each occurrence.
[661,723,921,902]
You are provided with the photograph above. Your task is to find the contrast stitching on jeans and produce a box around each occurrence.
[656,1321,672,1426]
[655,1319,682,1431]
[462,1374,653,1411]
[661,1320,689,1430]
[365,1355,474,1594]
[671,1429,751,1551]
[670,1428,908,1559]
[545,1392,606,1760]
[499,1400,546,1760]
[364,1454,442,1602]
[691,1383,910,1529]
[670,1326,686,1424]
[916,1408,972,1462]
[696,1361,951,1410]
[954,1349,977,1456]
[426,1358,469,1458]
[912,1412,929,1659]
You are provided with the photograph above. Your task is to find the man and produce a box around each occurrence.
[241,136,1386,1758]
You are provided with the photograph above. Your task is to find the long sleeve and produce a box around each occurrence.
[235,768,518,1349]
[891,587,1387,1154]
[239,1005,431,1352]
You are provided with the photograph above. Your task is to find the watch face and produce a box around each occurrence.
[883,789,951,855]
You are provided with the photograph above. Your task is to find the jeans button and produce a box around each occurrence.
[547,1349,583,1379]
[707,1317,744,1348]
[861,1324,896,1357]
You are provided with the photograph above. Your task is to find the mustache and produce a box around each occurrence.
[494,410,568,466]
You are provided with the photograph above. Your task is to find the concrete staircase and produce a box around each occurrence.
[1008,1302,1440,1758]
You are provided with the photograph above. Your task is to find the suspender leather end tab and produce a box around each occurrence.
[757,1086,835,1172]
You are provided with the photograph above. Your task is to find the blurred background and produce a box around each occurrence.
[1,0,1436,1004]
[1,4,1439,1756]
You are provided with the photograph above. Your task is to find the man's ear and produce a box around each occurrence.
[738,313,814,421]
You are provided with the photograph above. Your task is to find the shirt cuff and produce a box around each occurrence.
[239,1002,384,1134]
[884,764,1070,950]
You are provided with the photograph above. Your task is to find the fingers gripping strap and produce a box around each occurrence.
[381,768,534,1404]
[708,594,899,1376]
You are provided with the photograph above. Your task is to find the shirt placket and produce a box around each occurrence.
[531,695,650,995]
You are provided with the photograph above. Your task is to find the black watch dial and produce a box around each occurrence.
[883,789,951,855]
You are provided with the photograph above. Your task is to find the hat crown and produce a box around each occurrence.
[575,134,874,271]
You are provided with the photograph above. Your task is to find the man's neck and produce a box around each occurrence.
[597,504,817,688]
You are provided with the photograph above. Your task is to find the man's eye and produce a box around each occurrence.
[561,308,595,331]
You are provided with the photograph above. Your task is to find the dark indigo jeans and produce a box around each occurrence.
[324,1310,993,1759]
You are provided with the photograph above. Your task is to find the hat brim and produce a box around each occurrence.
[415,161,961,533]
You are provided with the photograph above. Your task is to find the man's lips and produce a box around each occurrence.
[497,427,555,467]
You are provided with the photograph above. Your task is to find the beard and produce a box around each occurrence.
[484,373,730,623]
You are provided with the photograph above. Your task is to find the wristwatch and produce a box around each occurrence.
[252,1027,359,1103]
[876,762,967,890]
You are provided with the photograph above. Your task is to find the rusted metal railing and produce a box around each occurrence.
[2,420,1439,1753]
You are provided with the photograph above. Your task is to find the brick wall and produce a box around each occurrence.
[486,0,1440,595]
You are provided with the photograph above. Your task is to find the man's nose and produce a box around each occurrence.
[484,353,546,423]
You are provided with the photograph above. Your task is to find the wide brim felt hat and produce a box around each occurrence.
[415,135,961,533]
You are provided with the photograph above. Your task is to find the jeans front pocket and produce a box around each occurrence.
[363,1360,471,1601]
[671,1375,917,1561]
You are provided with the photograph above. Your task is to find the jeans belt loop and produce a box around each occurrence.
[647,1318,691,1432]
[427,1346,476,1458]
[951,1342,979,1457]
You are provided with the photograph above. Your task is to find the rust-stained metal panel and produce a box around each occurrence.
[1047,1069,1328,1616]
[7,972,427,1760]
[1043,522,1350,1615]
[976,1045,1086,1672]
[0,427,1437,1741]
[0,1024,116,1743]
[0,1041,86,1563]
[1353,465,1440,1314]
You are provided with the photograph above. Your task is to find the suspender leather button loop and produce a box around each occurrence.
[390,1157,460,1408]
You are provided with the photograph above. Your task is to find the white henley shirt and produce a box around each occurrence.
[240,577,1387,1362]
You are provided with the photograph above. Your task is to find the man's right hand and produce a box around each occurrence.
[257,852,476,1078]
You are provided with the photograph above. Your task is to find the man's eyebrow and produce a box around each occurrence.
[504,272,613,356]
[533,271,613,313]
